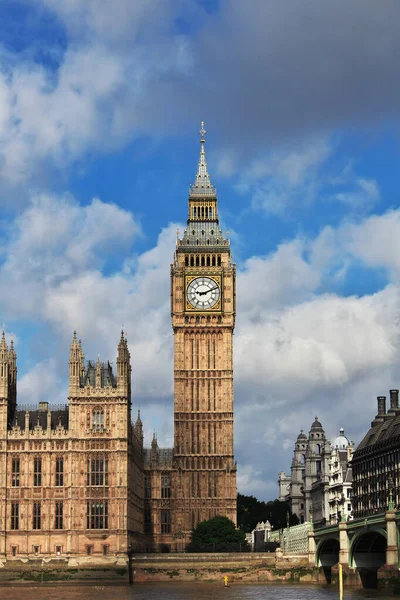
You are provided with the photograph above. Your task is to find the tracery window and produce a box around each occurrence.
[11,502,19,530]
[92,408,104,430]
[34,457,42,487]
[33,502,41,529]
[55,457,64,486]
[87,501,108,529]
[161,473,171,499]
[87,456,108,486]
[55,502,63,529]
[161,510,171,534]
[11,457,20,487]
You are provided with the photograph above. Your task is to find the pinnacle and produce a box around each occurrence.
[189,120,216,197]
[0,330,8,352]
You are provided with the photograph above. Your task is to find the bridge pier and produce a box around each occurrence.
[307,530,316,566]
[377,510,399,586]
[338,521,349,566]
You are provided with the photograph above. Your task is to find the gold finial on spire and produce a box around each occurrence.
[200,121,206,140]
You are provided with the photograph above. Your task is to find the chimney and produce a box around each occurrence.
[372,396,387,427]
[377,396,386,415]
[390,389,399,410]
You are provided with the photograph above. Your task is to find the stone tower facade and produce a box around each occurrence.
[171,122,237,536]
[0,331,145,565]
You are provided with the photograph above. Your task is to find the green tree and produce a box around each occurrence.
[237,493,298,532]
[187,515,248,552]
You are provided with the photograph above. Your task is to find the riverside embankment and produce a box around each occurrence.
[0,552,323,585]
[131,552,322,584]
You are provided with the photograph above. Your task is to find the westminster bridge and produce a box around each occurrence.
[308,509,400,587]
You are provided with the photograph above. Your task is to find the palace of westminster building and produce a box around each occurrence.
[0,124,237,563]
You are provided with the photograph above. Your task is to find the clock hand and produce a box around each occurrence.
[197,287,219,296]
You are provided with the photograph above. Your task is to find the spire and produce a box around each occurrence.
[135,409,143,444]
[0,331,8,398]
[117,330,130,394]
[96,355,101,387]
[8,338,17,385]
[0,330,8,358]
[69,331,83,393]
[189,121,216,197]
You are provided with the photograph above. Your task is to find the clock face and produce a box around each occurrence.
[187,277,220,310]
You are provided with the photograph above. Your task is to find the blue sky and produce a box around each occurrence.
[1,0,400,499]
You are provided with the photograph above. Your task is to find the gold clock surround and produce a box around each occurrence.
[185,275,222,311]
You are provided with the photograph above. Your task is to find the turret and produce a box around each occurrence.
[7,338,17,422]
[135,409,143,446]
[96,356,101,388]
[117,330,131,395]
[69,331,84,394]
[0,331,9,398]
[151,432,158,467]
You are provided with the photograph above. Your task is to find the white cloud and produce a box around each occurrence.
[2,0,400,194]
[18,358,67,407]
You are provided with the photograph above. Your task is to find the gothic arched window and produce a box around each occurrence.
[92,408,104,430]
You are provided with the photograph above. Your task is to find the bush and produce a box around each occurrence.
[187,515,249,553]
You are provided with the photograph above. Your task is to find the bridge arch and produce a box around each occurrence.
[316,536,340,584]
[349,528,387,589]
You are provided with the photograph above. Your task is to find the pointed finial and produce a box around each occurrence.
[0,330,7,351]
[190,121,216,197]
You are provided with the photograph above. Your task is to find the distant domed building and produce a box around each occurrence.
[328,428,354,523]
[278,420,354,525]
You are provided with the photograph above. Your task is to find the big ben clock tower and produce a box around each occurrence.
[171,123,237,537]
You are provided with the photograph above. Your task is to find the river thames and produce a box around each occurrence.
[0,584,393,600]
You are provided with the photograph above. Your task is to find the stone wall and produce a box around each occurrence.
[131,552,320,584]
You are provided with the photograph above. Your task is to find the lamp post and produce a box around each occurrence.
[388,475,395,511]
[340,493,346,522]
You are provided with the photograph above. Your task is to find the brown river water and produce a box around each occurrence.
[0,584,392,600]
